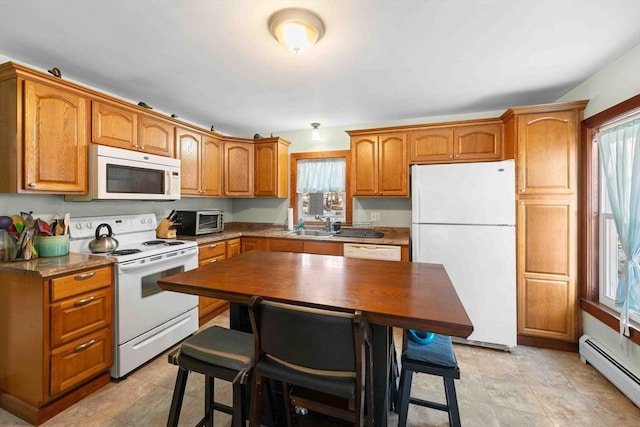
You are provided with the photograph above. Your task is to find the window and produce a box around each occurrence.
[599,177,638,323]
[582,93,640,344]
[596,114,640,332]
[290,150,352,226]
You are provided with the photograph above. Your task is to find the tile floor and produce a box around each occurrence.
[1,311,639,426]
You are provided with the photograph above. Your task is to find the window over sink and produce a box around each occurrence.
[290,150,352,226]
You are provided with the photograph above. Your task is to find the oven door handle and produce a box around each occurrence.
[118,249,197,272]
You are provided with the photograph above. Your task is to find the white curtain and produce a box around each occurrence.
[296,158,345,193]
[598,117,640,336]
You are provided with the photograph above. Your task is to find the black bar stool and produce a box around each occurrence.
[395,331,461,427]
[167,325,254,427]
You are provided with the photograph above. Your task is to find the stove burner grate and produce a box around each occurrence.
[143,240,167,246]
[165,241,185,246]
[110,249,143,256]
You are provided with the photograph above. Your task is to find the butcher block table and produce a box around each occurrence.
[159,250,472,426]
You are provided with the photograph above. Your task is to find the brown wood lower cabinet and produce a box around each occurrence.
[0,264,113,425]
[197,238,241,325]
[517,198,577,344]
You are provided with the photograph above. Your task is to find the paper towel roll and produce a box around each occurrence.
[287,207,294,230]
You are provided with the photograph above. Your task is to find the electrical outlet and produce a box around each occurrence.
[370,212,381,222]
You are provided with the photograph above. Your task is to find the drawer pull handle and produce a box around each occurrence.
[210,259,217,263]
[74,296,96,307]
[74,339,96,352]
[209,244,217,248]
[74,272,96,281]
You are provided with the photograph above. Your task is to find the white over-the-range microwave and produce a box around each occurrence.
[66,145,181,201]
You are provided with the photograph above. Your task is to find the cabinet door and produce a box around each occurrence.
[352,135,378,196]
[409,128,454,163]
[137,114,174,157]
[241,237,267,252]
[23,81,88,193]
[226,238,241,258]
[91,101,137,149]
[201,135,223,196]
[303,241,343,256]
[224,142,254,196]
[254,142,278,197]
[516,111,578,195]
[378,133,408,196]
[176,128,201,195]
[517,198,577,342]
[270,239,304,253]
[454,123,502,161]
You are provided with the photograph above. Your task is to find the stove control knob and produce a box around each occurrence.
[75,223,82,230]
[85,222,92,229]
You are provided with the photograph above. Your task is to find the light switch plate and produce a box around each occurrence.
[370,212,381,222]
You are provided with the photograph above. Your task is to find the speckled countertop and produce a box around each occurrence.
[0,253,115,277]
[0,224,408,275]
[179,223,410,246]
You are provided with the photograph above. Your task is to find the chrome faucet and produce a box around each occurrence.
[315,215,332,231]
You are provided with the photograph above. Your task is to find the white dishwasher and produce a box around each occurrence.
[343,243,402,261]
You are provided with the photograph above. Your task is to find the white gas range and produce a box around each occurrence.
[69,213,199,378]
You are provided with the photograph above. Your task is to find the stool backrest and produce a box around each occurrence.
[249,296,360,374]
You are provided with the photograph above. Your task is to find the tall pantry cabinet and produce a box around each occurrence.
[502,100,588,348]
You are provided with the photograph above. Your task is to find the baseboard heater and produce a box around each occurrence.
[579,335,640,407]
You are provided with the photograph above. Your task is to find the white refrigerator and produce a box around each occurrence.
[411,160,516,349]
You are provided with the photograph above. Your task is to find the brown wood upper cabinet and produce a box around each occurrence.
[176,127,222,196]
[0,66,88,194]
[349,132,408,197]
[409,122,503,164]
[92,101,174,157]
[254,137,290,198]
[224,140,254,197]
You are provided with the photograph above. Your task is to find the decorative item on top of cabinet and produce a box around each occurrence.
[176,127,223,196]
[502,100,587,349]
[348,131,408,197]
[254,137,291,197]
[224,139,254,197]
[0,63,88,194]
[0,264,113,425]
[409,121,504,164]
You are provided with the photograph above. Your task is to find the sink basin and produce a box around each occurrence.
[284,229,333,237]
[334,230,384,238]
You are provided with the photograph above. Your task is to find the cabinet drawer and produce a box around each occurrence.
[198,253,226,266]
[199,241,226,260]
[50,288,112,348]
[51,267,113,302]
[50,327,112,396]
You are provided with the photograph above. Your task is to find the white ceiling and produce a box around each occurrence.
[1,0,639,137]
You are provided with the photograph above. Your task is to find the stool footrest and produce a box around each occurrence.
[409,397,449,412]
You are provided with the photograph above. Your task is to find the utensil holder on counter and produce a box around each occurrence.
[156,218,177,239]
[33,234,69,258]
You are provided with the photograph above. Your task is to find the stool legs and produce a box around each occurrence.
[396,369,461,427]
[168,368,189,427]
[444,378,460,427]
[396,369,413,427]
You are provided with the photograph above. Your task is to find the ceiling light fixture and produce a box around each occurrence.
[311,123,321,141]
[268,8,325,54]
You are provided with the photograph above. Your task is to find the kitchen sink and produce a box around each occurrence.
[334,229,384,238]
[284,229,333,237]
